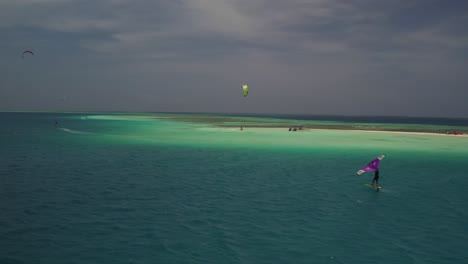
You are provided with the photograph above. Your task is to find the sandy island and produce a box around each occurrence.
[214,125,468,137]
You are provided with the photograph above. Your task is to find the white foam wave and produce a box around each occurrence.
[58,127,92,135]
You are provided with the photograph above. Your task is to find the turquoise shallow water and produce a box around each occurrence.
[1,112,467,264]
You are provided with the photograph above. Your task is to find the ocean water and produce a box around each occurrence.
[1,112,467,264]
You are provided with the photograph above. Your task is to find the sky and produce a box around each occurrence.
[1,0,467,117]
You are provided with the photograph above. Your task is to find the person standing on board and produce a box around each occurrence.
[372,169,379,187]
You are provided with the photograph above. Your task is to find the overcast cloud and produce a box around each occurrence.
[1,0,467,117]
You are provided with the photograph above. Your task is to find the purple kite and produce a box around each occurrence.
[356,155,385,175]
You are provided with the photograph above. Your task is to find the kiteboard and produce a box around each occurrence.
[365,184,382,191]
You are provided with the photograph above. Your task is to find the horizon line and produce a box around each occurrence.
[1,110,468,120]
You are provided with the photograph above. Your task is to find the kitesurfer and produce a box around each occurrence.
[22,50,34,59]
[372,169,379,187]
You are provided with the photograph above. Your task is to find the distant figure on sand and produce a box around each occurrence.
[240,126,243,131]
[372,169,379,187]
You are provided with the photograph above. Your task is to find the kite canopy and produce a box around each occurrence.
[242,84,248,97]
[22,50,34,58]
[356,155,385,175]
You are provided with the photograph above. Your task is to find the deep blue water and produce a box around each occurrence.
[1,112,467,264]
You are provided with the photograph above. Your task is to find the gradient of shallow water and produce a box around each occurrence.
[1,113,467,264]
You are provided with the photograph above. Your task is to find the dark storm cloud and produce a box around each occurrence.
[1,0,467,117]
